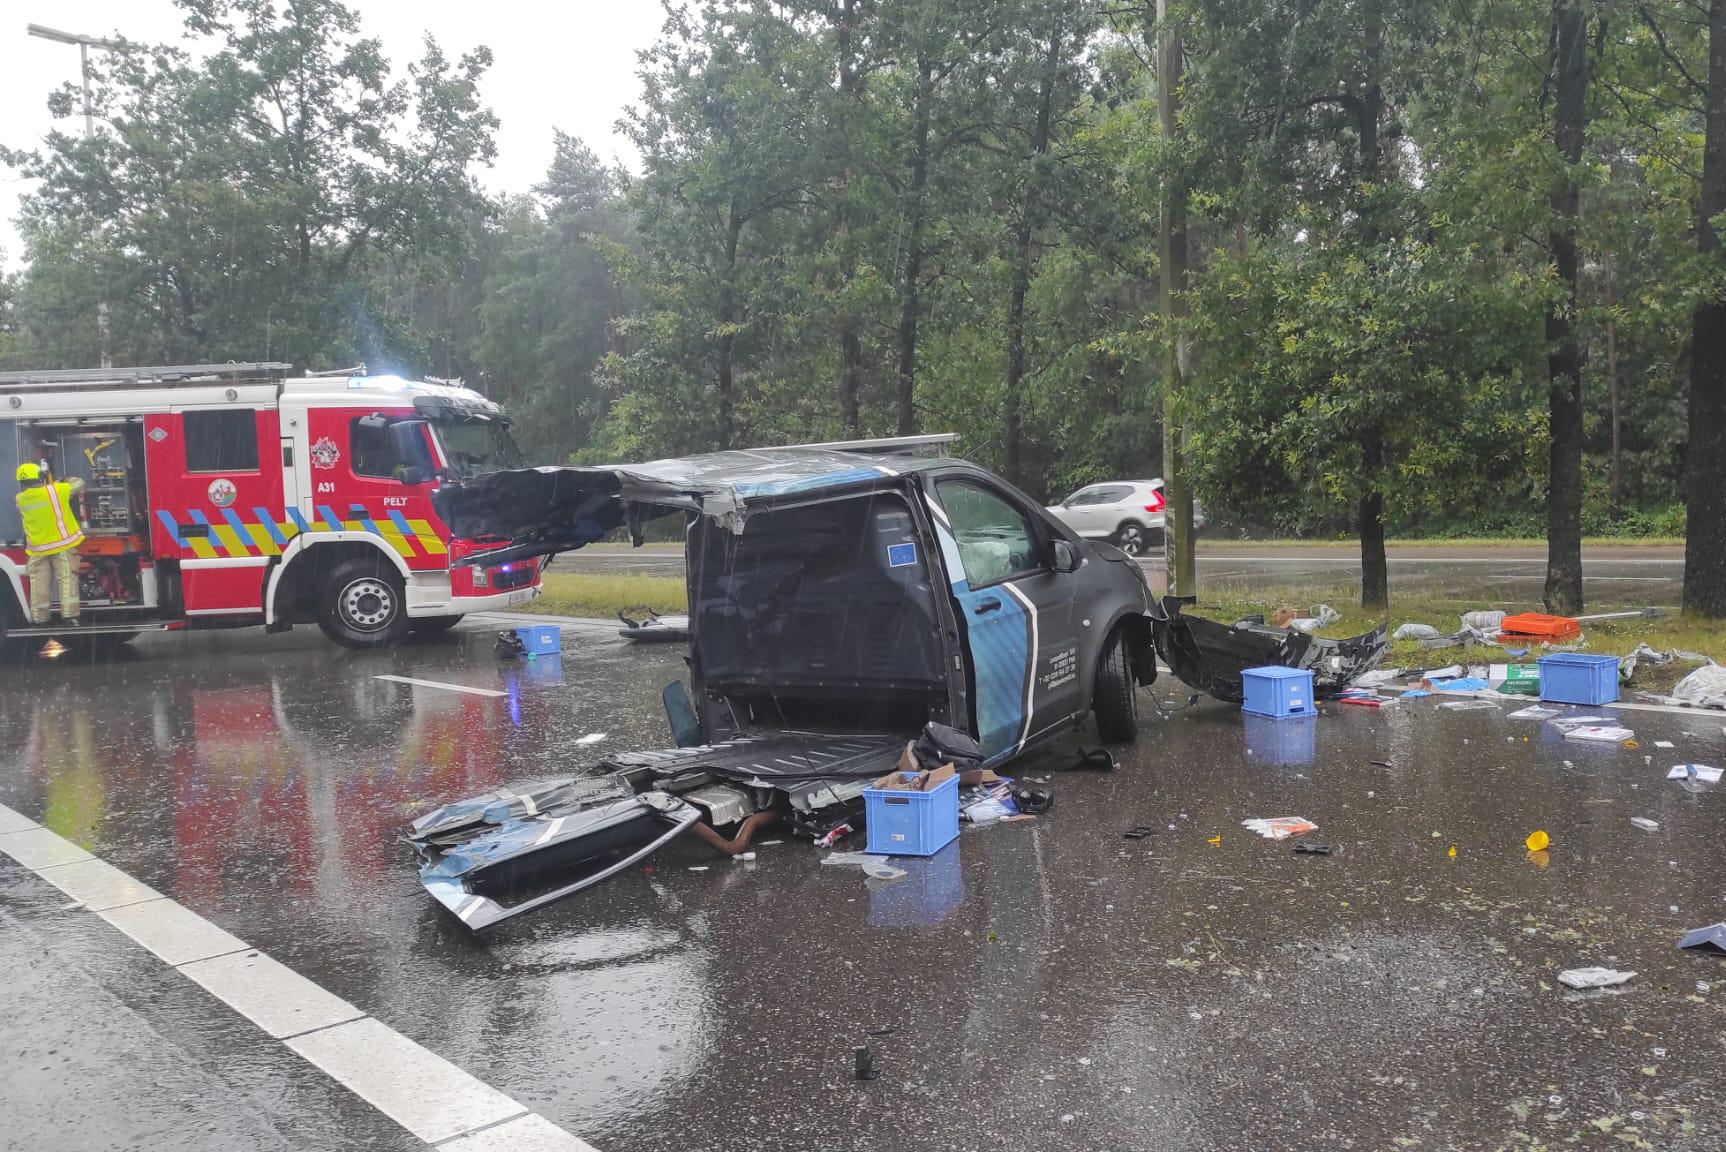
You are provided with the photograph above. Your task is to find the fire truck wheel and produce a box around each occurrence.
[318,559,409,648]
[409,614,464,635]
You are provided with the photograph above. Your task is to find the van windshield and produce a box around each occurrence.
[431,416,526,480]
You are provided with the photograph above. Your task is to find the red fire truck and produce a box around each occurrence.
[0,362,542,650]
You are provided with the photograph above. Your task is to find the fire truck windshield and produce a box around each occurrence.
[430,416,526,479]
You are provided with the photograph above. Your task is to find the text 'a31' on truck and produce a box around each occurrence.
[407,436,1388,931]
[0,362,544,653]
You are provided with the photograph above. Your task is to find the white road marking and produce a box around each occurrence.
[0,802,599,1151]
[179,949,366,1040]
[34,857,162,912]
[374,675,506,698]
[439,1113,601,1152]
[97,898,250,967]
[0,826,95,870]
[286,1017,525,1144]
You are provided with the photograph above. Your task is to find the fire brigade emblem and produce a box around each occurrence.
[206,478,238,508]
[310,436,341,470]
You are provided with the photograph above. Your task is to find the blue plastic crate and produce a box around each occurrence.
[1244,713,1316,765]
[514,624,561,656]
[863,771,960,857]
[1538,653,1620,705]
[1241,666,1317,719]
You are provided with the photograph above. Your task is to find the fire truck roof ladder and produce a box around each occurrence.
[0,362,296,391]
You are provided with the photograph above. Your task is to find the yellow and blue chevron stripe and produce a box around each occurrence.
[156,505,448,561]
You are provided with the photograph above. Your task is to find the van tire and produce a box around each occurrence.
[317,558,409,649]
[1093,627,1138,742]
[409,614,463,635]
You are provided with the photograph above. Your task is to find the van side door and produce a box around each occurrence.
[924,476,1084,763]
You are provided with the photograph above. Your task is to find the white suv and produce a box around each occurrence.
[1046,479,1205,556]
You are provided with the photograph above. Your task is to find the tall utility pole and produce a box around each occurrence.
[1157,0,1196,597]
[27,22,124,370]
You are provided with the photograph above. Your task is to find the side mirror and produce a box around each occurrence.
[1051,539,1080,573]
[398,465,432,485]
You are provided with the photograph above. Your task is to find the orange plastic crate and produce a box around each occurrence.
[1498,612,1580,641]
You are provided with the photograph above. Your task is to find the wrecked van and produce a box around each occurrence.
[409,437,1386,930]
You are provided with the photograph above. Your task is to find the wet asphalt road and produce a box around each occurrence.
[3,623,1726,1150]
[559,544,1688,606]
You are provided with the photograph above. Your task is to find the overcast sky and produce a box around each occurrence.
[0,0,666,269]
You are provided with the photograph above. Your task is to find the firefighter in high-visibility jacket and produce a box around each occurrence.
[14,463,84,625]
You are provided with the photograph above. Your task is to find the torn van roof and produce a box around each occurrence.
[434,440,953,558]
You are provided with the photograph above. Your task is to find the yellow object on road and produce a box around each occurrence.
[1525,829,1550,853]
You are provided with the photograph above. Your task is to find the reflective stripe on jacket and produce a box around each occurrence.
[16,479,85,556]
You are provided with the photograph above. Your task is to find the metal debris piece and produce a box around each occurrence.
[1557,967,1637,990]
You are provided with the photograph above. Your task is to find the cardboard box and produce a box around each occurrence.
[870,763,957,794]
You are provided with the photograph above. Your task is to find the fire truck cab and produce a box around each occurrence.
[0,362,542,651]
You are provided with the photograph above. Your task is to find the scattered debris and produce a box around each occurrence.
[1432,676,1490,693]
[1399,688,1432,699]
[1207,835,1223,847]
[1448,844,1458,858]
[1524,830,1550,852]
[1629,817,1660,832]
[1440,699,1499,711]
[1292,842,1332,855]
[854,1045,879,1081]
[1241,816,1318,840]
[1461,610,1507,633]
[1122,825,1158,840]
[1564,726,1636,743]
[1394,623,1442,641]
[822,852,908,882]
[1557,967,1637,990]
[1667,764,1723,785]
[1287,604,1340,634]
[575,732,607,746]
[1676,923,1726,956]
[1670,664,1726,709]
[687,865,710,872]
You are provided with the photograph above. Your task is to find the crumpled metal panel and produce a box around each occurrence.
[1152,596,1388,703]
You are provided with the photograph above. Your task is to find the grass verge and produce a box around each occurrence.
[528,572,687,619]
[1197,536,1684,549]
[1186,587,1724,684]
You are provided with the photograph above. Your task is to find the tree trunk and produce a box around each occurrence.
[717,209,742,451]
[1605,262,1621,520]
[1003,12,1062,485]
[1683,0,1726,616]
[1356,0,1389,612]
[1158,0,1196,597]
[1544,0,1589,615]
[835,0,863,437]
[896,64,932,437]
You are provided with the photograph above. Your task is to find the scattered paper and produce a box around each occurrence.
[1558,967,1637,990]
[1241,816,1318,840]
[1441,699,1499,711]
[575,732,608,746]
[1630,817,1660,832]
[1654,741,1675,749]
[1565,726,1636,743]
[1666,764,1723,784]
[1508,705,1562,720]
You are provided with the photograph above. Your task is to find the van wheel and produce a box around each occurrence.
[1113,521,1149,556]
[317,559,409,649]
[409,614,463,635]
[1093,628,1138,742]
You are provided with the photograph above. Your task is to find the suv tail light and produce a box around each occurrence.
[1144,489,1166,513]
